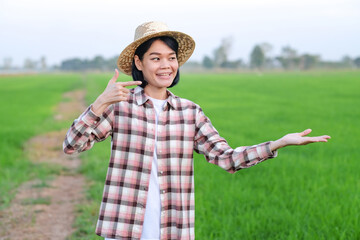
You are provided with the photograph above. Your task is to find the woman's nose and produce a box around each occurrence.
[160,59,171,68]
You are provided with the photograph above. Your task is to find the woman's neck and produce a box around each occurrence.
[144,85,167,100]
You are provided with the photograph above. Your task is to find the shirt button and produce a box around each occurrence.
[94,121,97,124]
[160,171,164,175]
[162,190,166,194]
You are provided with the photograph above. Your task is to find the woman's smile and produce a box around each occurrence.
[156,72,173,79]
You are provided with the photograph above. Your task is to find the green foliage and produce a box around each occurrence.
[354,57,360,68]
[250,45,265,69]
[21,197,51,205]
[202,56,214,69]
[60,55,118,71]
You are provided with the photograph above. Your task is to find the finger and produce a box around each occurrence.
[114,95,129,102]
[318,135,331,142]
[299,129,312,137]
[320,135,331,139]
[308,136,330,143]
[119,91,129,98]
[108,69,120,84]
[309,135,331,141]
[120,88,130,94]
[120,81,142,87]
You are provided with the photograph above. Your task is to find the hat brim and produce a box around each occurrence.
[117,31,195,75]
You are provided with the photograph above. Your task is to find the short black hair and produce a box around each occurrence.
[131,36,180,88]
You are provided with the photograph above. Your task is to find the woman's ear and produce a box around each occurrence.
[134,55,143,71]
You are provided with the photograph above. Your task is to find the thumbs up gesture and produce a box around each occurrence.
[91,69,142,116]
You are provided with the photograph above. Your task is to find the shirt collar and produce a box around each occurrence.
[133,86,178,110]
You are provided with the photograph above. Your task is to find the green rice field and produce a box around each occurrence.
[1,70,359,239]
[0,74,82,207]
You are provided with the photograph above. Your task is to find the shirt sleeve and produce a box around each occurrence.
[63,104,114,154]
[193,107,277,173]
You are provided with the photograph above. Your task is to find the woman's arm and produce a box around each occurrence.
[63,70,141,154]
[194,107,331,173]
[63,105,113,154]
[194,107,277,173]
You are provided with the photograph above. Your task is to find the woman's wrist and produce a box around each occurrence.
[91,95,108,116]
[269,138,287,152]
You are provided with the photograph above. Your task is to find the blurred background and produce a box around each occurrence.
[0,0,359,239]
[1,0,360,72]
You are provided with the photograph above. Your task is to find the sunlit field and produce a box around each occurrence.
[0,74,83,208]
[1,70,359,239]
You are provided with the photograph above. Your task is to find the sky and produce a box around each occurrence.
[1,0,359,67]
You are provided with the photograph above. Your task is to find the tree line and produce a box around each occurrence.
[1,38,360,71]
[199,38,360,70]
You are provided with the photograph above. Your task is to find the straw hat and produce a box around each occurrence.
[117,21,196,75]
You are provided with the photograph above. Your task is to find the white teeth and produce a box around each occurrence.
[158,73,169,76]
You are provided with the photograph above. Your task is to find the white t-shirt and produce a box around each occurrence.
[106,94,166,240]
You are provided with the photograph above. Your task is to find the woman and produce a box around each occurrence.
[63,21,330,240]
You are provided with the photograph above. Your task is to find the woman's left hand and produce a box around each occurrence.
[270,129,331,151]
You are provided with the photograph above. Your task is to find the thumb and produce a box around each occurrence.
[300,128,312,137]
[108,69,119,84]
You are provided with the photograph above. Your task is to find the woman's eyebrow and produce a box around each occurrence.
[149,52,176,56]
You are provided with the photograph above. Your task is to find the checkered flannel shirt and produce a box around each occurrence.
[63,87,277,239]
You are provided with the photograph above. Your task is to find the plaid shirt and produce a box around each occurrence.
[63,87,277,239]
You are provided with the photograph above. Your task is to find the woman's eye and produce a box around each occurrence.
[151,57,160,61]
[170,57,177,60]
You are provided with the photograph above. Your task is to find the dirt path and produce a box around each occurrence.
[0,90,88,240]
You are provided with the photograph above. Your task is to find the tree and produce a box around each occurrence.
[24,58,37,69]
[300,54,319,70]
[354,57,360,68]
[60,55,117,71]
[276,46,300,70]
[3,58,12,70]
[250,45,265,69]
[91,55,106,69]
[60,58,84,71]
[259,42,273,55]
[212,37,233,67]
[202,56,214,69]
[221,59,243,69]
[40,56,47,70]
[341,56,353,68]
[106,56,119,70]
[259,43,274,68]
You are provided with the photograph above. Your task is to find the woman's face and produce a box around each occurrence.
[134,39,179,91]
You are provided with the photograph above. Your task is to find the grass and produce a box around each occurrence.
[0,73,83,209]
[21,197,51,206]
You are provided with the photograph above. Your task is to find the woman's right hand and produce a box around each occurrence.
[91,69,142,116]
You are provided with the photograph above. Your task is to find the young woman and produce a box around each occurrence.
[63,21,330,240]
